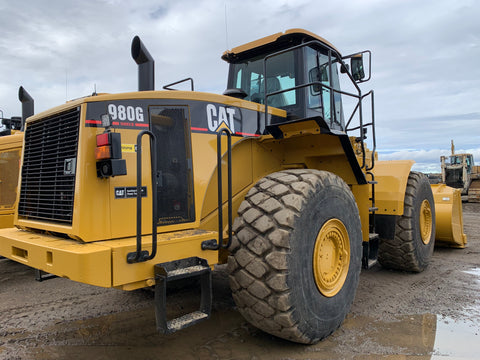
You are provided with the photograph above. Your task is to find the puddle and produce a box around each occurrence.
[433,316,480,359]
[463,268,480,283]
[1,275,478,360]
[0,309,473,359]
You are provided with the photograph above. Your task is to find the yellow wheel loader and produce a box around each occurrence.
[0,29,466,343]
[0,87,32,229]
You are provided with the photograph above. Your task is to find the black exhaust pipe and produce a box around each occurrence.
[18,86,34,131]
[131,36,155,91]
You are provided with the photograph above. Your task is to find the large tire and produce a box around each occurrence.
[378,171,435,272]
[227,169,362,344]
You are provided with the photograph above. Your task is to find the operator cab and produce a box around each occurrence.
[222,29,367,138]
[449,154,474,174]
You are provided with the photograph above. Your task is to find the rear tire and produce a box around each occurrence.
[227,169,362,344]
[378,171,435,272]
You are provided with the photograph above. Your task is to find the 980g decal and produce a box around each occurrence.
[85,98,270,136]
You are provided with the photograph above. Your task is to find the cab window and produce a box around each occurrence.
[305,47,344,129]
[231,51,297,108]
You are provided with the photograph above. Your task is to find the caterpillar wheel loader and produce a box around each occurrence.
[0,87,33,229]
[0,29,466,343]
[441,140,480,203]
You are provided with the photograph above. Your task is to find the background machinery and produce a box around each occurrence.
[0,30,466,343]
[441,140,480,202]
[0,87,33,228]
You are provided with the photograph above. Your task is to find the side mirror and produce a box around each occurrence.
[309,65,328,95]
[351,55,365,81]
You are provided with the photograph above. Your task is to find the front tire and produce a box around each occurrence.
[378,171,436,272]
[227,169,362,344]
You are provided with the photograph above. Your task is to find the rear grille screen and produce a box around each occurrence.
[18,107,80,224]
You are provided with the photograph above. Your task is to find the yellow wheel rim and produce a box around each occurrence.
[419,199,433,245]
[313,219,350,297]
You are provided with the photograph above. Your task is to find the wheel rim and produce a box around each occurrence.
[313,219,350,297]
[419,199,433,245]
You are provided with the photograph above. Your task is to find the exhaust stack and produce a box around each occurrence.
[131,36,155,91]
[18,86,34,131]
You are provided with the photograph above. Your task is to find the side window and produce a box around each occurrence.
[235,69,243,89]
[250,72,263,103]
[307,49,331,123]
[306,47,344,128]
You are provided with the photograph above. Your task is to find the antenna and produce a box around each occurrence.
[224,2,229,50]
[65,69,68,102]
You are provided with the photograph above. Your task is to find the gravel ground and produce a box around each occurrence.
[0,203,479,359]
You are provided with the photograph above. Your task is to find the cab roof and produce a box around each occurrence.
[222,29,342,63]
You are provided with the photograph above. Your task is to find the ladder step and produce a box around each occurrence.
[167,311,209,333]
[367,180,378,184]
[369,207,378,212]
[154,257,212,335]
[163,264,210,281]
[369,233,379,241]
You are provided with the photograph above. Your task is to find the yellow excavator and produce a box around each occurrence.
[0,29,466,343]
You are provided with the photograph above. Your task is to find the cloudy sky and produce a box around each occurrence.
[1,0,479,172]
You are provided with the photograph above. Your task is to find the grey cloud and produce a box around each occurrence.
[1,0,479,174]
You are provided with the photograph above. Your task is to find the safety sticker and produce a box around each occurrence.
[121,144,137,153]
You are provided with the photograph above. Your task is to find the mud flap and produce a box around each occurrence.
[431,184,467,248]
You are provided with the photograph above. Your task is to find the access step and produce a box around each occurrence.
[362,233,380,269]
[154,257,212,334]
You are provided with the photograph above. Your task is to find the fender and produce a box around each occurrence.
[371,160,414,216]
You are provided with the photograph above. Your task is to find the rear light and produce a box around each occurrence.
[95,145,111,160]
[95,130,126,178]
[96,133,110,147]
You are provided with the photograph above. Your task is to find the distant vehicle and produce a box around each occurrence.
[441,140,480,202]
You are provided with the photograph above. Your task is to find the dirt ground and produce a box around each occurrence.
[0,203,479,359]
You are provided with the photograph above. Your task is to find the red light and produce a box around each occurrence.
[96,133,110,147]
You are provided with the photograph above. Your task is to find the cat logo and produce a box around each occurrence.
[206,104,236,134]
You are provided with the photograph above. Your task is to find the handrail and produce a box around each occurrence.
[163,78,195,91]
[261,40,376,172]
[127,130,159,263]
[202,128,233,250]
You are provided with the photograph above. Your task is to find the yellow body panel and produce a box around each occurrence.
[0,227,218,289]
[109,229,218,289]
[351,184,370,243]
[0,132,23,229]
[431,184,467,248]
[14,92,285,243]
[0,227,111,286]
[371,160,414,215]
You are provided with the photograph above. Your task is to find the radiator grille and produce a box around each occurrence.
[18,107,80,224]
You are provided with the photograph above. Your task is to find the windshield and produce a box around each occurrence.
[231,51,297,108]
